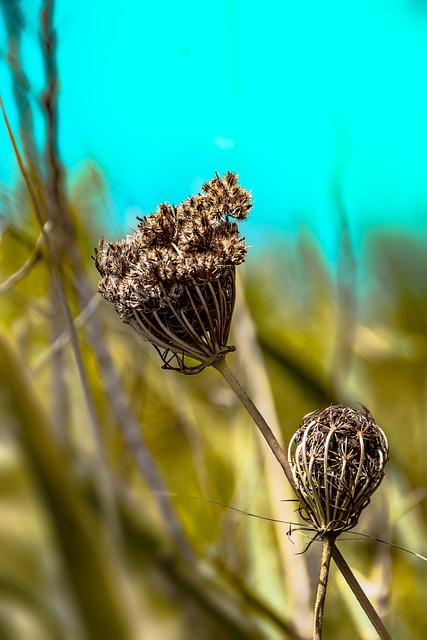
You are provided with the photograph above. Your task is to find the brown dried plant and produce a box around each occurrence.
[94,171,251,373]
[289,404,388,536]
[289,404,389,640]
[94,174,392,640]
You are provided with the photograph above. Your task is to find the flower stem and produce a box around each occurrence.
[214,356,393,640]
[213,357,298,495]
[331,546,392,640]
[313,536,335,640]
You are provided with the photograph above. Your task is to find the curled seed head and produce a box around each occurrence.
[94,172,252,373]
[288,405,389,535]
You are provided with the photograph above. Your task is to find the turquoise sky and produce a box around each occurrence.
[2,0,427,257]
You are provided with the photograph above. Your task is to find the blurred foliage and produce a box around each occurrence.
[1,1,427,638]
[1,169,427,637]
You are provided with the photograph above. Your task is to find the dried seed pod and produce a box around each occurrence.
[94,172,252,374]
[288,405,388,535]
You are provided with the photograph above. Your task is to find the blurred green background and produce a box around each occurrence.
[1,1,427,639]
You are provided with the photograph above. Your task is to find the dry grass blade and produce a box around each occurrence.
[0,96,120,543]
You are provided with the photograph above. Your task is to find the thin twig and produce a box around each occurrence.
[213,357,299,496]
[39,0,72,440]
[0,223,49,293]
[214,356,393,640]
[313,535,335,640]
[1,97,121,544]
[331,545,392,640]
[39,0,74,244]
[0,0,41,173]
[232,280,313,638]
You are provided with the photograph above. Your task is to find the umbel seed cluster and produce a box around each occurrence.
[288,405,388,536]
[94,172,252,374]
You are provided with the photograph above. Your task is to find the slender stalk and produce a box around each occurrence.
[1,98,121,543]
[0,225,47,293]
[331,546,392,640]
[313,536,335,640]
[213,357,299,495]
[214,356,393,640]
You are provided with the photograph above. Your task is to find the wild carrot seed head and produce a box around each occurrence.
[288,405,389,535]
[94,172,252,373]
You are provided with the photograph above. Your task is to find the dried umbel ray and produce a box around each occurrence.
[94,172,252,374]
[288,405,388,536]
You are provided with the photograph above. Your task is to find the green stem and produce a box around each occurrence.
[314,536,335,640]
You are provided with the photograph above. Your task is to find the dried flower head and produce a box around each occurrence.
[94,172,252,374]
[288,405,388,536]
